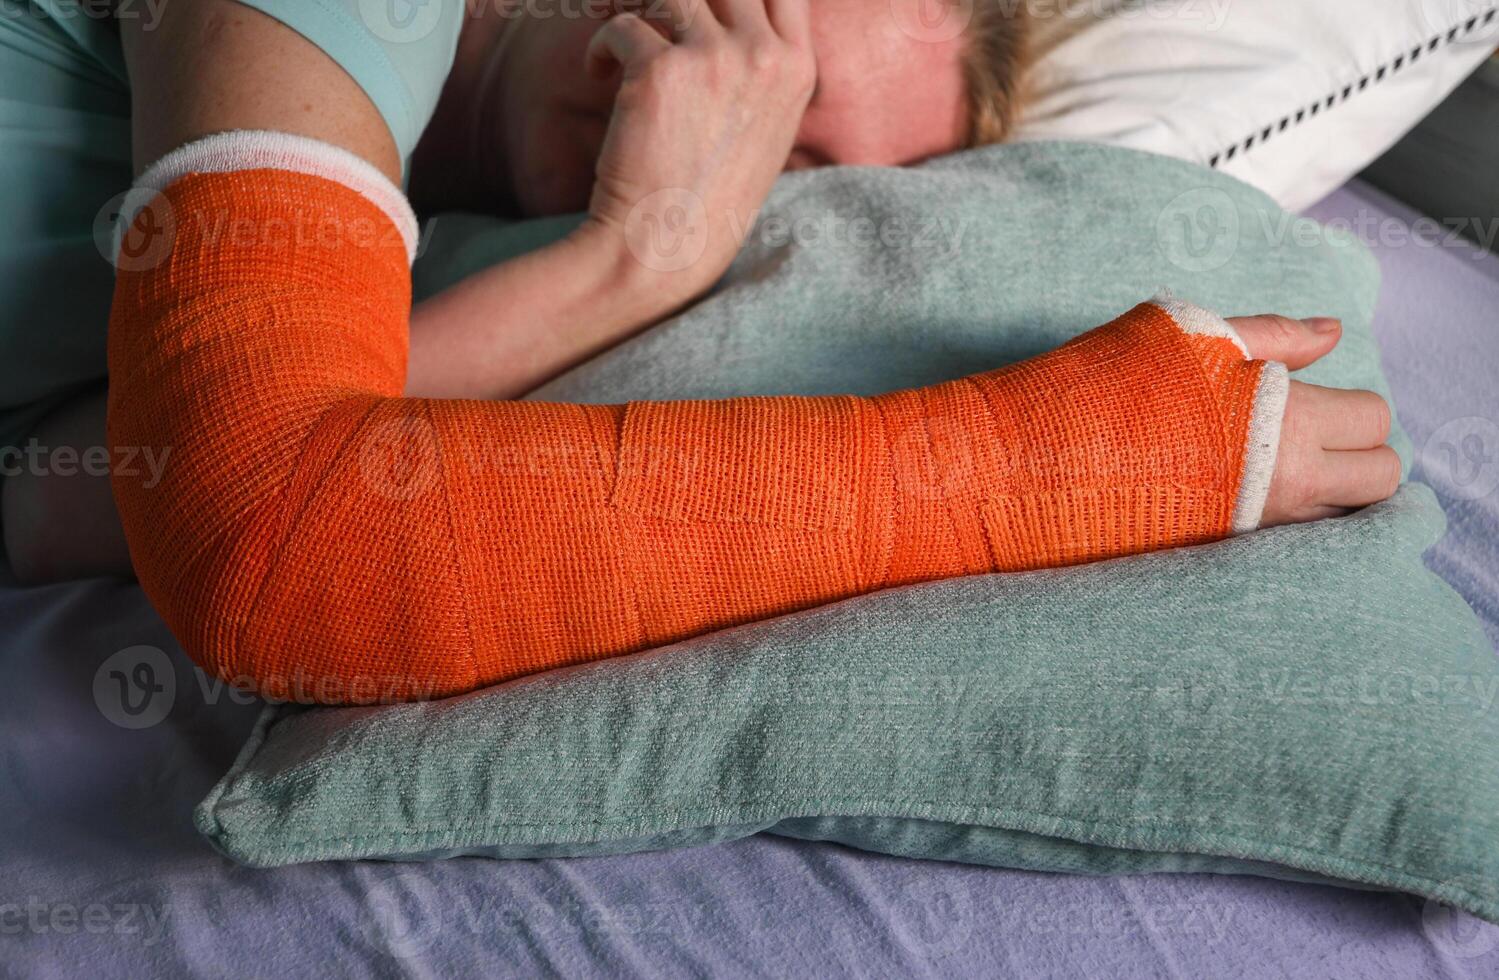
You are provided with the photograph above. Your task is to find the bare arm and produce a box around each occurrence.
[4,0,808,582]
[4,0,1393,588]
[121,0,693,401]
[120,1,400,179]
[402,226,678,399]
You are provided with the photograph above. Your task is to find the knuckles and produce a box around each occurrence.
[1264,314,1304,350]
[745,40,783,77]
[641,48,692,87]
[642,35,813,103]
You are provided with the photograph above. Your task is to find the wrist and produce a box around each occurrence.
[567,215,712,315]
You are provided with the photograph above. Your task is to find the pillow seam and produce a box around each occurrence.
[1207,5,1499,170]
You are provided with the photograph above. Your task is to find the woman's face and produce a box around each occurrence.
[488,0,970,217]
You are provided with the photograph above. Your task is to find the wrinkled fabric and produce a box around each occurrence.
[3,155,1497,978]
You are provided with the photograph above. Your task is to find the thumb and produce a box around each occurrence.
[1228,314,1341,370]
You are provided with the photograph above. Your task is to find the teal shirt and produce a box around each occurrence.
[0,0,464,452]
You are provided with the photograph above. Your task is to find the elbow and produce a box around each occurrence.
[102,161,437,702]
[107,389,475,705]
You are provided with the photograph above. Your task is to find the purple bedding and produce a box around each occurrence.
[3,179,1497,978]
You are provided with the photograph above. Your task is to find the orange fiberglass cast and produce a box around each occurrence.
[107,132,1286,703]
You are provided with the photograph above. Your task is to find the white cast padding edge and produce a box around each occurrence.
[1233,360,1289,534]
[1149,293,1289,532]
[1152,292,1251,358]
[129,130,420,264]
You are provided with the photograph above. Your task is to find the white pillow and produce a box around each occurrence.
[1012,0,1499,211]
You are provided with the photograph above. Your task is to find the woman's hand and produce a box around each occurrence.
[1230,315,1402,527]
[581,0,817,301]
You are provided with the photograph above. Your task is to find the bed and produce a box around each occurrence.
[2,176,1496,978]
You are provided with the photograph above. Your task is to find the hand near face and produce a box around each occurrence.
[580,0,817,298]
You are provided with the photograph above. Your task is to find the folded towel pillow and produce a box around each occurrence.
[197,143,1499,923]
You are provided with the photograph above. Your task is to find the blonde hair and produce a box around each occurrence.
[962,0,1032,146]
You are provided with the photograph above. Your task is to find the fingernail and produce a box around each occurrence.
[1304,317,1341,334]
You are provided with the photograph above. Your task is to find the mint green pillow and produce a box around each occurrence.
[196,144,1499,922]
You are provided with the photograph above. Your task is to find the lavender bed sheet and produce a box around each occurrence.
[2,178,1497,979]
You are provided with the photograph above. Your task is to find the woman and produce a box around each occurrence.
[2,0,1027,578]
[4,0,1397,702]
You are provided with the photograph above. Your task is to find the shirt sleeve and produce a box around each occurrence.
[228,0,467,169]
